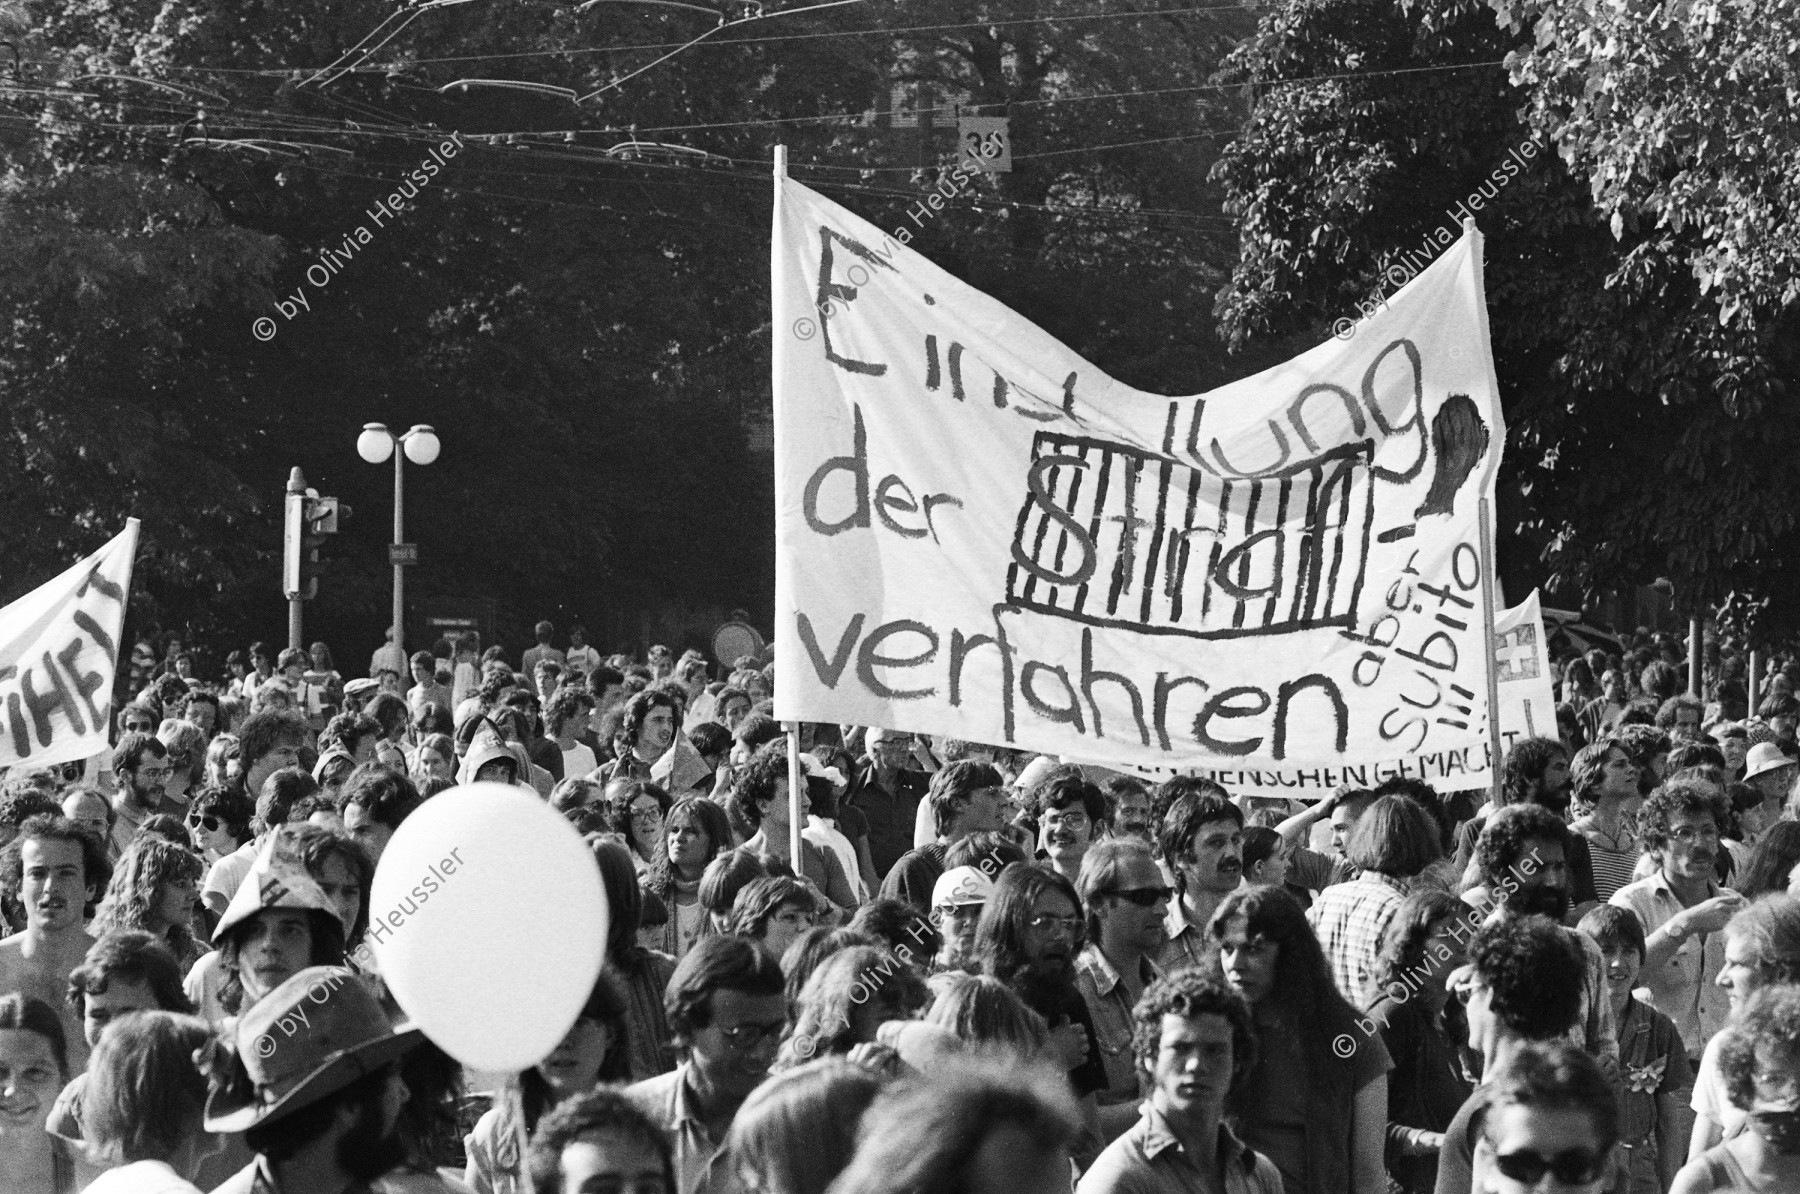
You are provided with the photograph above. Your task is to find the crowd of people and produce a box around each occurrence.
[0,619,1794,1192]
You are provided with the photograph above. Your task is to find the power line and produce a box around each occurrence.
[158,3,1282,76]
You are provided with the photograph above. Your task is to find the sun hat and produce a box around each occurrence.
[931,865,996,909]
[203,965,421,1133]
[1743,741,1797,782]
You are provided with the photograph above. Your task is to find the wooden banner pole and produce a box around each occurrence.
[1478,497,1504,806]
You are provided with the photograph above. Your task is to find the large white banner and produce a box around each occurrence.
[0,521,138,768]
[772,174,1505,773]
[1191,590,1557,795]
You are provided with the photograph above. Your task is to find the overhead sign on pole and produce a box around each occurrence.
[0,521,139,769]
[771,161,1507,778]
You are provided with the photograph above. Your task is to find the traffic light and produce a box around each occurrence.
[283,492,346,600]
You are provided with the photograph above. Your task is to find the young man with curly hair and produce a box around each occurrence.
[1466,804,1620,1088]
[1079,970,1283,1194]
[1435,916,1590,1194]
[1611,778,1747,1062]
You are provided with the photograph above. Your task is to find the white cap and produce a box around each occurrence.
[931,865,996,908]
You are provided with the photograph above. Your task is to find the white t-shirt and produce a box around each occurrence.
[1691,1030,1747,1141]
[806,816,867,902]
[83,1160,204,1194]
[560,742,597,780]
[185,950,233,1026]
[202,839,258,910]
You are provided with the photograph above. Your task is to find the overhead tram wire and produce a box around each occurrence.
[156,3,1291,76]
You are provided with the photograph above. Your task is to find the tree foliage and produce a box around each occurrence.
[2,0,1261,660]
[1209,0,1800,633]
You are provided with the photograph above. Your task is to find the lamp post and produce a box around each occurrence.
[356,423,440,658]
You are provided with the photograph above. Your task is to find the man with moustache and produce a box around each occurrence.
[1077,839,1171,1133]
[0,816,109,1074]
[1037,772,1108,885]
[1105,778,1155,844]
[1610,778,1746,1063]
[1468,805,1620,1082]
[1156,786,1246,973]
[207,966,459,1193]
[1452,737,1598,905]
[1079,972,1284,1194]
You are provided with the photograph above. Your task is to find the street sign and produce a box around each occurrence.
[958,116,1011,173]
[389,543,419,566]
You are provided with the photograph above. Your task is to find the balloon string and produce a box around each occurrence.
[497,1073,528,1194]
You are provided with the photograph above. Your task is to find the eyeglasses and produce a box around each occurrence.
[187,815,221,833]
[629,806,664,822]
[715,1020,787,1049]
[136,765,172,780]
[1491,1147,1609,1185]
[1667,825,1721,844]
[1106,886,1173,907]
[1026,914,1085,937]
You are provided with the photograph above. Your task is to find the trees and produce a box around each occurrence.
[4,0,1263,661]
[1209,0,1800,631]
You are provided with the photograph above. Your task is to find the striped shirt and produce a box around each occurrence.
[1586,840,1641,903]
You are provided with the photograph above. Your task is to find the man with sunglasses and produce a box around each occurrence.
[628,935,786,1194]
[1435,916,1589,1194]
[1076,838,1170,1133]
[1468,1043,1620,1194]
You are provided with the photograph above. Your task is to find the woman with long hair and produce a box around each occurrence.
[78,1011,219,1193]
[1737,822,1800,899]
[91,838,206,970]
[602,778,670,880]
[201,736,239,790]
[1361,890,1473,1194]
[724,1060,885,1194]
[922,971,1050,1057]
[587,837,679,1079]
[780,927,872,1007]
[641,796,733,958]
[1562,656,1601,708]
[774,945,926,1071]
[1204,884,1390,1194]
[463,970,631,1194]
[409,732,457,789]
[824,1060,1081,1194]
[0,994,77,1193]
[155,721,207,810]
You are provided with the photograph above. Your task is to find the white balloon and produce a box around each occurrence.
[367,782,607,1072]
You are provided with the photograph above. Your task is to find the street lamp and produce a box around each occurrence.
[357,423,440,658]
